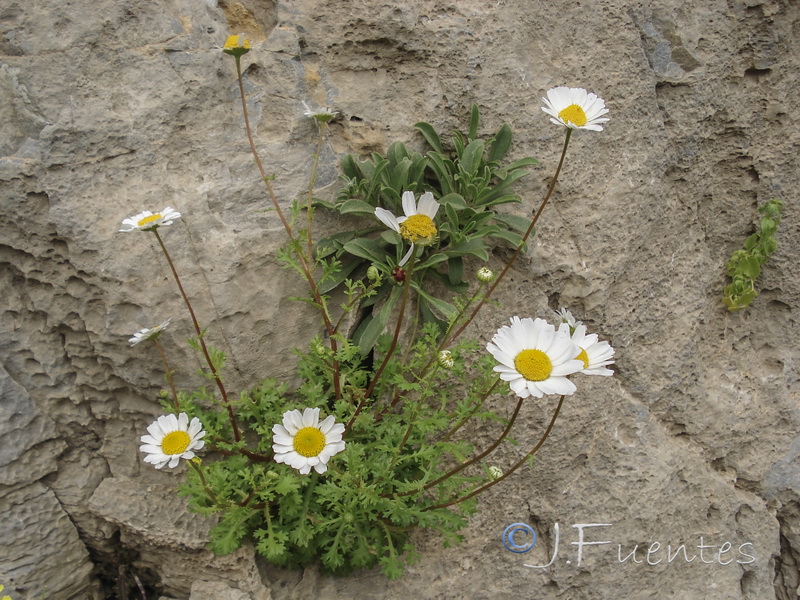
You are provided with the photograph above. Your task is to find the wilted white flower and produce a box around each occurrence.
[129,318,171,346]
[541,87,610,131]
[558,322,615,376]
[477,267,495,283]
[120,207,181,232]
[375,191,440,266]
[487,316,583,399]
[139,413,206,469]
[272,408,345,475]
[302,101,338,123]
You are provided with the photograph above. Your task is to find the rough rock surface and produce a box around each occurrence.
[1,0,798,599]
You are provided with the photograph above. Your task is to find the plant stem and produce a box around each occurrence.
[345,256,414,432]
[306,122,326,261]
[152,229,241,442]
[424,394,565,511]
[363,253,417,403]
[188,459,220,504]
[233,56,342,401]
[443,128,573,347]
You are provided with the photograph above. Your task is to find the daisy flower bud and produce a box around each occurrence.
[477,267,495,283]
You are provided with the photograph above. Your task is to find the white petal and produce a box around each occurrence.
[375,207,400,232]
[417,192,440,219]
[399,244,415,266]
[401,191,417,216]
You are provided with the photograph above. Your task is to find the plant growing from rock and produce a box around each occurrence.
[722,198,783,311]
[120,35,617,579]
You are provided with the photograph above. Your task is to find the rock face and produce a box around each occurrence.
[1,0,798,599]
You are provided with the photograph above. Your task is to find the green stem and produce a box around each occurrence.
[363,253,416,402]
[233,56,342,402]
[152,229,241,442]
[424,394,566,511]
[344,256,414,432]
[188,459,220,505]
[306,123,326,261]
[444,128,573,347]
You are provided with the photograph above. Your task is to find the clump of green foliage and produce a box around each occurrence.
[314,105,537,351]
[722,198,783,311]
[176,328,502,578]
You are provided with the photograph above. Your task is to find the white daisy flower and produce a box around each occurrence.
[272,408,345,475]
[302,101,338,123]
[139,413,206,469]
[558,322,615,376]
[120,207,181,232]
[541,87,610,131]
[128,318,171,346]
[374,191,440,266]
[487,317,583,398]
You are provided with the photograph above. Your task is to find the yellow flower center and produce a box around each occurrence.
[399,214,437,243]
[294,427,326,458]
[137,214,162,227]
[558,104,588,127]
[161,431,191,455]
[576,348,589,369]
[514,349,553,382]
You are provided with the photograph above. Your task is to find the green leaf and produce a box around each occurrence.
[209,507,252,555]
[387,141,409,166]
[438,193,467,210]
[488,229,526,249]
[414,121,444,154]
[355,286,401,353]
[317,258,362,294]
[390,157,412,192]
[413,284,458,320]
[343,237,388,263]
[468,104,480,140]
[477,169,530,205]
[460,140,485,176]
[415,253,449,270]
[492,213,533,233]
[445,239,489,261]
[426,152,455,195]
[339,199,378,216]
[488,124,512,163]
[341,154,364,179]
[448,256,464,285]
